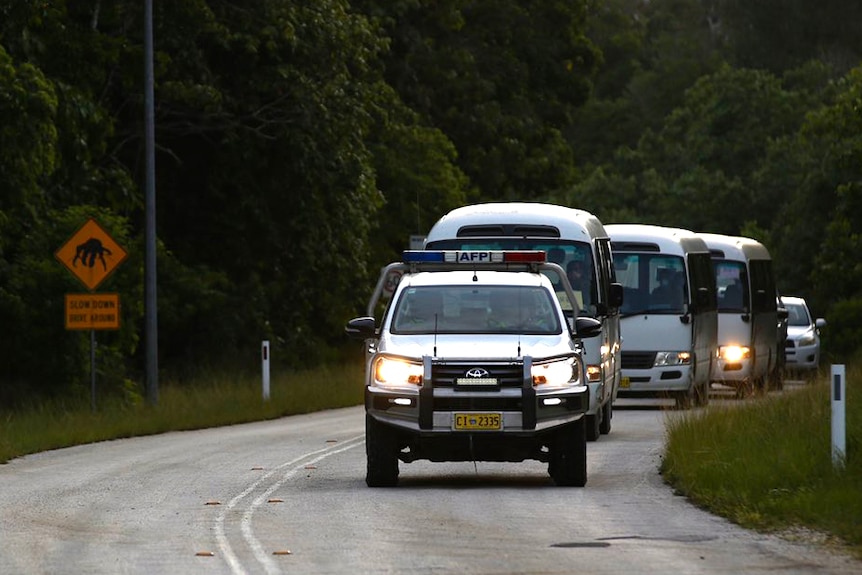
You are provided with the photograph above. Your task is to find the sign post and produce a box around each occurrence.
[831,364,846,469]
[56,218,127,411]
[262,341,271,401]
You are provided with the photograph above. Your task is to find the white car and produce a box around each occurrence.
[346,250,602,487]
[781,296,826,371]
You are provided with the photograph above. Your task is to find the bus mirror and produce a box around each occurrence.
[609,282,624,309]
[695,286,710,309]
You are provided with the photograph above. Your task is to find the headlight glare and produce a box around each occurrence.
[719,345,750,362]
[532,358,577,387]
[374,356,423,387]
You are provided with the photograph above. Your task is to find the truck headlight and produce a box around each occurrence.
[374,356,423,388]
[532,357,578,387]
[654,351,691,366]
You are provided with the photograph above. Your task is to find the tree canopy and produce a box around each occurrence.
[1,0,860,405]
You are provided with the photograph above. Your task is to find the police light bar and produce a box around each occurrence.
[402,250,547,264]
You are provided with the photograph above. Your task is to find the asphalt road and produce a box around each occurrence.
[0,393,858,574]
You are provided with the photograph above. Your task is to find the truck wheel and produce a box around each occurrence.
[599,400,612,435]
[586,413,601,442]
[365,414,399,487]
[549,417,587,487]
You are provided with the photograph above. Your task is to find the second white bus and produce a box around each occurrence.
[606,224,717,408]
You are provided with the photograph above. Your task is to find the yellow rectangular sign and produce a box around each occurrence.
[65,293,121,330]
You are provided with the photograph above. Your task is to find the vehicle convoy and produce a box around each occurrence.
[345,250,602,487]
[605,224,717,409]
[699,233,786,394]
[781,295,826,372]
[424,203,623,442]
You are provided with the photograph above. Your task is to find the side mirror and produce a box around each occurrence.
[815,318,827,329]
[574,316,602,339]
[608,282,624,309]
[694,286,710,310]
[345,316,376,340]
[777,307,789,320]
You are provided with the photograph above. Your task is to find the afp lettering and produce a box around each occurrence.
[458,251,491,262]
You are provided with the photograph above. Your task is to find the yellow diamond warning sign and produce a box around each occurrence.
[65,293,121,330]
[55,218,127,291]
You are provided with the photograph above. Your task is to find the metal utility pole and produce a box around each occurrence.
[144,0,159,404]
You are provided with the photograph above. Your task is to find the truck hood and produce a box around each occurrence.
[379,333,575,360]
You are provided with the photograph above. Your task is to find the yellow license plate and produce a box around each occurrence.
[620,376,630,389]
[453,412,502,430]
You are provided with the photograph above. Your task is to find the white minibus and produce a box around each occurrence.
[606,224,717,408]
[699,233,784,394]
[425,203,623,441]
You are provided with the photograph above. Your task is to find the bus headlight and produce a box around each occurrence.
[654,351,691,366]
[719,345,750,362]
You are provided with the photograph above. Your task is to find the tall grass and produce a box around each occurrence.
[663,363,862,557]
[0,362,365,465]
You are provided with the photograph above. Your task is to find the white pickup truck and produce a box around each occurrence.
[345,250,602,487]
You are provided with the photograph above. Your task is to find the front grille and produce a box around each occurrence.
[434,397,524,411]
[785,339,796,349]
[431,361,525,388]
[622,351,656,370]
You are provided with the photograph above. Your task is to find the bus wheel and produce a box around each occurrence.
[586,413,601,442]
[675,387,694,409]
[599,400,613,435]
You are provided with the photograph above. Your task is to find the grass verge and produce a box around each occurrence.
[663,363,862,559]
[0,362,365,465]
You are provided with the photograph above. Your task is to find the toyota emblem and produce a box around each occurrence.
[465,368,490,378]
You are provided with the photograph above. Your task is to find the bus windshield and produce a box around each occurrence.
[614,253,688,315]
[425,239,595,314]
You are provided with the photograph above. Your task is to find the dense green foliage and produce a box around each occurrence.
[1,0,861,404]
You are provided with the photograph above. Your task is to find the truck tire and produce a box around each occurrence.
[365,414,399,487]
[549,417,587,487]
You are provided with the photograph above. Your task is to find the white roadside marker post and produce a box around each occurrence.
[831,364,846,469]
[262,340,271,401]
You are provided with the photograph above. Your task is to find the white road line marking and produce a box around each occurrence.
[243,437,365,574]
[214,434,365,575]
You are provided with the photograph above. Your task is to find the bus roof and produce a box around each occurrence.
[698,233,772,262]
[426,202,608,243]
[605,224,709,256]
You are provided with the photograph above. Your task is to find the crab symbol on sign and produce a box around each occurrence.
[56,218,128,291]
[73,238,113,270]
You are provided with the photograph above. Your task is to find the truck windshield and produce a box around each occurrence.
[391,285,562,335]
